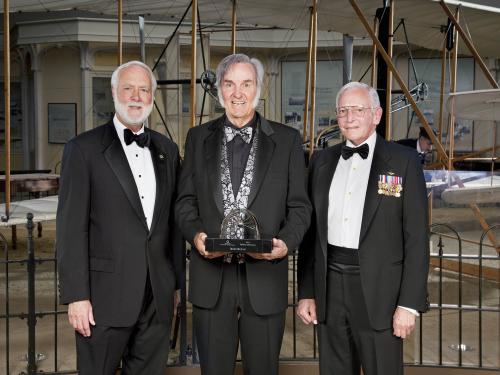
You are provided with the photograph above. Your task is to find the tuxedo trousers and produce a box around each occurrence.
[75,276,173,375]
[193,261,286,375]
[318,263,403,375]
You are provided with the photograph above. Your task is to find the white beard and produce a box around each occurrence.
[114,98,153,126]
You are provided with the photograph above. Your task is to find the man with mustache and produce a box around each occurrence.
[57,61,183,375]
[176,54,311,375]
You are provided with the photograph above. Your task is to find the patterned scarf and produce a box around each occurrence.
[220,125,259,262]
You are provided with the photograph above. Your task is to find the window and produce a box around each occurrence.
[0,82,23,152]
[92,77,114,127]
[281,60,343,137]
[408,58,474,151]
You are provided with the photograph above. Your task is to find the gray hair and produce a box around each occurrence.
[336,81,380,108]
[216,53,264,109]
[111,60,157,93]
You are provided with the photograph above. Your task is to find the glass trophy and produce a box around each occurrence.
[205,208,272,253]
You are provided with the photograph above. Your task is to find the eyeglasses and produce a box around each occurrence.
[336,106,375,118]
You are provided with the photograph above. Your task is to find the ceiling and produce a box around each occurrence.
[3,0,500,57]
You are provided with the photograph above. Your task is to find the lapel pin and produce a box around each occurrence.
[158,153,166,160]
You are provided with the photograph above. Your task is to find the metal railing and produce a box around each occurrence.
[418,223,499,369]
[1,216,498,373]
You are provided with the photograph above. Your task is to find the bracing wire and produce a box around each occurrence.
[144,0,184,40]
[197,4,208,126]
[400,19,419,85]
[152,1,193,71]
[34,0,100,127]
[257,0,309,118]
[197,5,207,72]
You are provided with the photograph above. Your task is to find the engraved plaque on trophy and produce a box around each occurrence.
[205,208,272,253]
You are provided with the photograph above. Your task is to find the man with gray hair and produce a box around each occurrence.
[176,53,311,375]
[297,82,429,374]
[57,60,183,374]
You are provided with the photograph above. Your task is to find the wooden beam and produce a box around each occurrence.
[118,0,123,65]
[303,7,314,143]
[447,9,459,172]
[438,41,446,158]
[428,191,433,226]
[370,18,378,87]
[426,145,500,168]
[231,0,237,54]
[4,0,11,219]
[308,0,318,157]
[190,0,198,128]
[439,0,499,89]
[385,0,394,140]
[349,0,449,165]
[430,258,498,282]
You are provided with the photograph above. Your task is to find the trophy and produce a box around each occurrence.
[205,208,272,253]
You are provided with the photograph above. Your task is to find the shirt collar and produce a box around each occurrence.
[224,112,257,131]
[346,130,377,158]
[416,138,422,153]
[113,114,145,144]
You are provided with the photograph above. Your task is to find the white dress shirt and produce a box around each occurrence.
[328,131,377,249]
[113,116,156,229]
[416,139,422,153]
[327,131,418,316]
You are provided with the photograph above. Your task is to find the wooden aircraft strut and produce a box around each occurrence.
[348,0,449,165]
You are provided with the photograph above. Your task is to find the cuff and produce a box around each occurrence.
[398,305,419,316]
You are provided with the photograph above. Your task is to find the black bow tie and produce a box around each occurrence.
[124,128,150,148]
[341,143,369,160]
[224,126,253,144]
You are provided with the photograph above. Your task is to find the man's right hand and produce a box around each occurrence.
[194,232,225,259]
[68,300,95,337]
[297,298,318,325]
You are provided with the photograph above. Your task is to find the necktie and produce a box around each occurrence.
[224,126,253,144]
[124,128,150,148]
[341,143,369,160]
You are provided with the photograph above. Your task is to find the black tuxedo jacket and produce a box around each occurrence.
[175,115,312,315]
[298,135,429,330]
[57,121,183,327]
[396,138,418,150]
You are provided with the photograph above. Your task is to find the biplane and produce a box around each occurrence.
[1,1,498,251]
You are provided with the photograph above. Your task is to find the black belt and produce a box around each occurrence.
[327,244,359,266]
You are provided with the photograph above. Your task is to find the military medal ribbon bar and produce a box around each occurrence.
[378,174,403,197]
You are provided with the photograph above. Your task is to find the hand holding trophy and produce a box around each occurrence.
[205,208,272,253]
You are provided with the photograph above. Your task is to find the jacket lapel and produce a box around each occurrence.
[102,122,148,230]
[148,130,171,234]
[359,135,391,244]
[205,118,224,215]
[247,116,275,208]
[315,146,341,259]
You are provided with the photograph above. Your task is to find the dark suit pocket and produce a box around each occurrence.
[89,257,115,272]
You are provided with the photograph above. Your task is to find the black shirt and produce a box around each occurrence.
[225,113,258,197]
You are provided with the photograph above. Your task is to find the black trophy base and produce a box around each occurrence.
[205,238,272,253]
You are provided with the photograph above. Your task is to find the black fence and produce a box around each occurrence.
[0,215,498,374]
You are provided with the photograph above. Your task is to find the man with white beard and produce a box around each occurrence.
[57,60,183,375]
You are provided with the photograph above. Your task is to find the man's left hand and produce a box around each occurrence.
[393,306,416,339]
[247,238,288,261]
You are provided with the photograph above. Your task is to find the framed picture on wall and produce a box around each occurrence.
[48,103,76,144]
